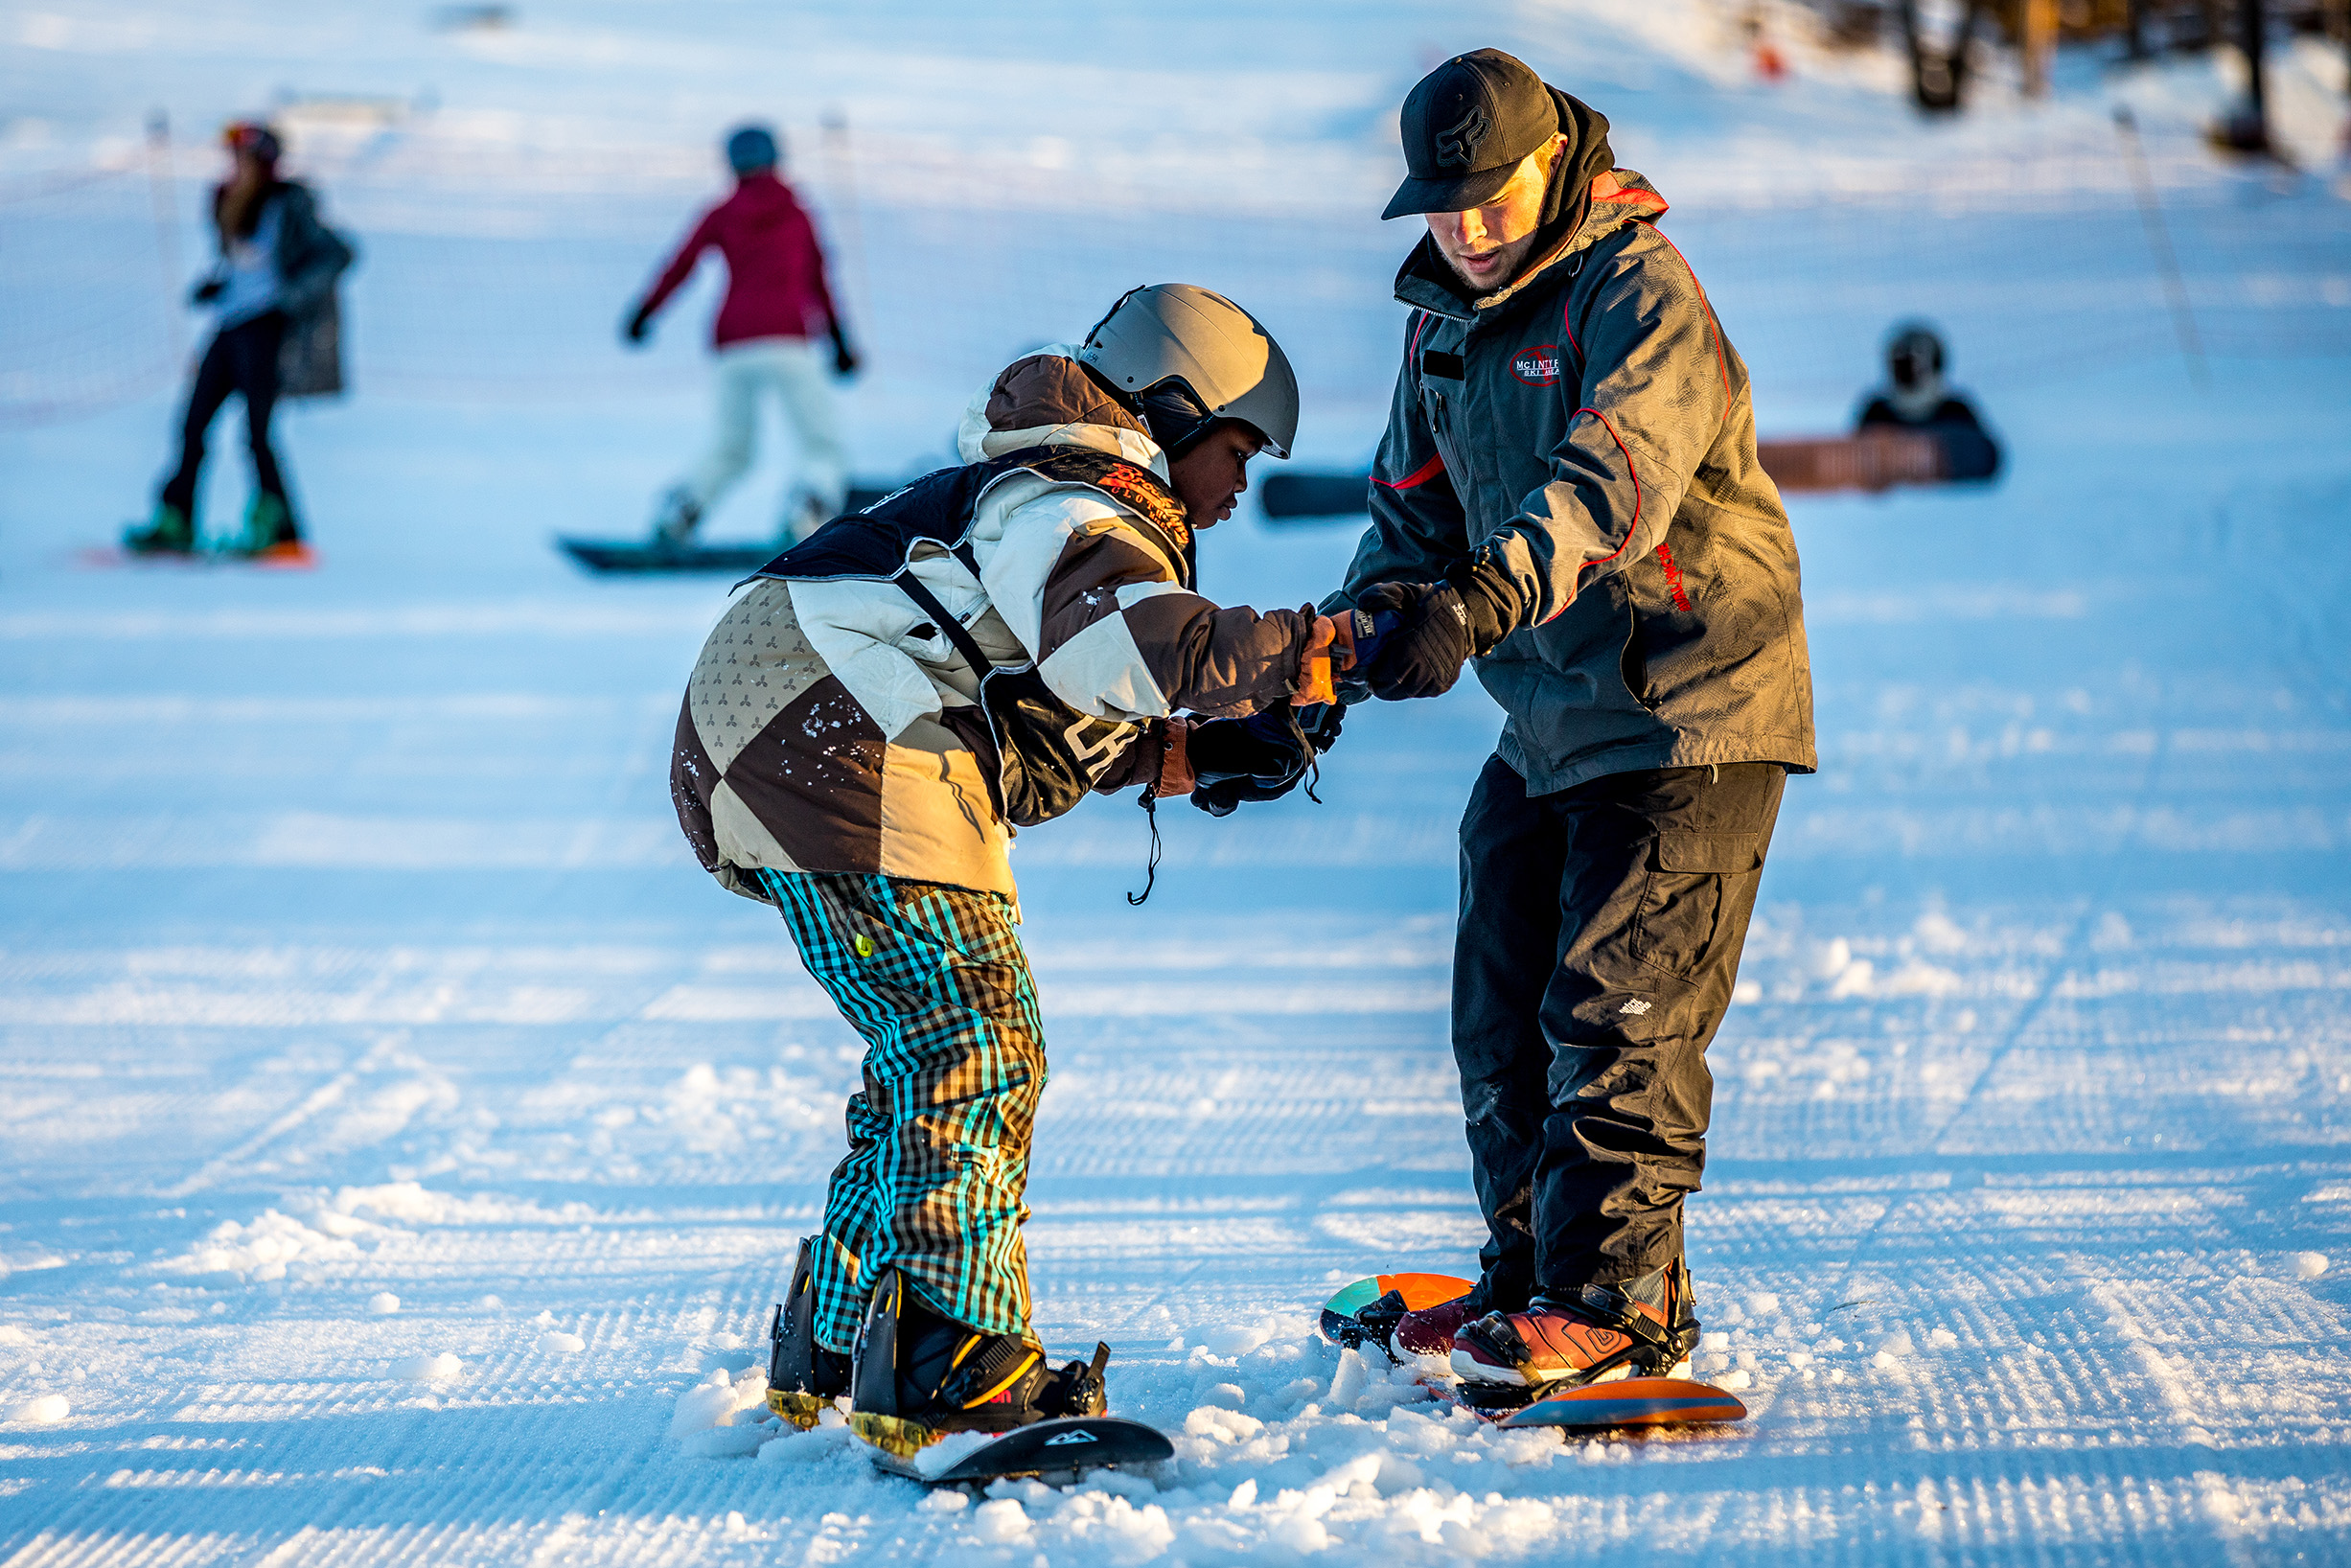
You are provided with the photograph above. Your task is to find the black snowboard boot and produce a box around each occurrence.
[766,1237,851,1429]
[846,1267,1108,1460]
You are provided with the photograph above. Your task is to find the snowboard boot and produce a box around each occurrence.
[765,1236,850,1430]
[124,502,196,556]
[845,1267,1109,1460]
[228,493,307,562]
[650,487,701,550]
[1393,1274,1528,1359]
[1450,1257,1699,1395]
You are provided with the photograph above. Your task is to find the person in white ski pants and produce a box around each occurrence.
[625,123,861,545]
[683,337,850,539]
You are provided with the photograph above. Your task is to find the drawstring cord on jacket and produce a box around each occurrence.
[1127,787,1164,906]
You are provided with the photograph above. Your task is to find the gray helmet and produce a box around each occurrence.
[1077,284,1298,459]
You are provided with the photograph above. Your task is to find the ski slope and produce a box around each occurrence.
[5,2,2351,1562]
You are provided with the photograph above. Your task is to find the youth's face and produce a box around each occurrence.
[1166,423,1265,531]
[1424,135,1566,294]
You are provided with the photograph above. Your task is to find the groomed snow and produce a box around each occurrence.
[4,1,2351,1562]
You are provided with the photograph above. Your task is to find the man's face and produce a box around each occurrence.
[1165,422,1264,531]
[1425,134,1566,294]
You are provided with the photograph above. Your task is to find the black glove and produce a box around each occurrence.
[190,278,224,306]
[1187,707,1315,819]
[621,304,654,346]
[1359,556,1522,701]
[828,317,860,378]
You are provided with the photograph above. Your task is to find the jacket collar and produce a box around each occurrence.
[1394,169,1670,325]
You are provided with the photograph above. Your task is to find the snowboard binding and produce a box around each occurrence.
[845,1267,1109,1460]
[765,1236,850,1429]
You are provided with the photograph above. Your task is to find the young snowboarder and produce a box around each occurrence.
[1329,51,1814,1399]
[127,121,354,558]
[671,285,1335,1448]
[624,124,857,549]
[1855,319,2001,480]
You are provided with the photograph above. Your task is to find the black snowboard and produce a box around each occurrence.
[557,539,778,574]
[1261,471,1371,521]
[868,1416,1173,1484]
[558,484,903,574]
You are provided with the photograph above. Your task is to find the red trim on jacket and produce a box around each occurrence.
[1376,453,1448,492]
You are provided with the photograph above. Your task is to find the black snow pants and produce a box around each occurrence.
[160,311,288,517]
[1453,754,1784,1301]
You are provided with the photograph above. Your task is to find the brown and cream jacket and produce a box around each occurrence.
[672,347,1315,904]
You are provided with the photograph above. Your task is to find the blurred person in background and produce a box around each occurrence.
[1855,319,2000,480]
[127,121,356,559]
[624,123,858,550]
[672,286,1337,1449]
[1328,50,1813,1401]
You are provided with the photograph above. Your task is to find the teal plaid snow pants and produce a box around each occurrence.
[759,869,1047,1353]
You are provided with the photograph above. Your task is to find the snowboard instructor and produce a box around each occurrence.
[1332,50,1815,1395]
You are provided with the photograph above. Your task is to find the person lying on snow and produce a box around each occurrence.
[1855,319,2000,481]
[668,284,1339,1451]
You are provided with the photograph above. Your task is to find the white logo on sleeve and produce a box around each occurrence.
[1618,998,1653,1015]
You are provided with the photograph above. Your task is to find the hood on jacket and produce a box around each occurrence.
[1394,166,1669,322]
[956,347,1166,474]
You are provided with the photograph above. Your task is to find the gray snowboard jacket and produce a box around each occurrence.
[1332,169,1814,794]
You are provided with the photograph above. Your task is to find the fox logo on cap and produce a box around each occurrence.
[1436,104,1491,170]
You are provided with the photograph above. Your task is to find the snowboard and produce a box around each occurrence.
[78,542,318,570]
[1756,426,1997,493]
[559,483,903,574]
[1262,470,1372,521]
[859,1414,1174,1485]
[556,539,778,574]
[1318,1272,1747,1433]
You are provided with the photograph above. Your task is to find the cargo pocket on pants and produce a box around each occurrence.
[1630,831,1763,980]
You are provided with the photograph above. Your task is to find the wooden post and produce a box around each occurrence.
[2020,0,2059,97]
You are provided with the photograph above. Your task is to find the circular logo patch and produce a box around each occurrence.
[1511,344,1562,386]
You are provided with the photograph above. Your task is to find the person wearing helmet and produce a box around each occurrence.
[127,121,355,558]
[623,124,858,548]
[1856,320,2000,480]
[1323,51,1814,1402]
[671,286,1333,1449]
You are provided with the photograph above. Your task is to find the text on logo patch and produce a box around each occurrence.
[1512,344,1562,385]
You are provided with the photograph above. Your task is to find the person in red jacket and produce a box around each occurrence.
[624,124,858,547]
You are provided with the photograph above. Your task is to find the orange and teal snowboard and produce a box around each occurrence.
[1318,1271,1748,1433]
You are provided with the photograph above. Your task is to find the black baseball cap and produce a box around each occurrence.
[1383,49,1561,220]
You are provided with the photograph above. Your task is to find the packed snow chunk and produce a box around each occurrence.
[11,1395,69,1424]
[1928,1327,1960,1349]
[1328,1347,1370,1409]
[1199,1318,1279,1356]
[971,1497,1031,1542]
[368,1292,401,1316]
[682,1421,770,1458]
[910,1428,996,1479]
[670,1365,770,1442]
[1747,1293,1781,1317]
[535,1330,586,1353]
[1876,1330,1915,1357]
[392,1353,464,1382]
[1719,1370,1754,1391]
[2294,1252,2330,1280]
[1053,1492,1176,1566]
[1185,1406,1265,1442]
[1202,1382,1247,1409]
[1227,1478,1258,1510]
